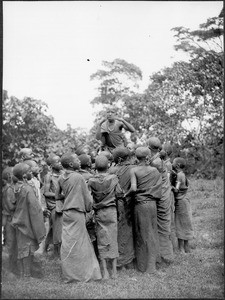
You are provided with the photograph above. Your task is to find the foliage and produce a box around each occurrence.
[90,58,142,106]
[2,92,96,166]
[2,93,56,166]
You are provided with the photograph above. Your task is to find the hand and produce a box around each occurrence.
[43,209,51,218]
[99,118,106,125]
[115,117,123,122]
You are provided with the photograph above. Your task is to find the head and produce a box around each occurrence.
[24,160,39,177]
[95,155,109,172]
[112,146,130,164]
[78,154,92,170]
[146,137,161,152]
[2,167,13,186]
[19,148,34,161]
[13,163,33,181]
[126,142,136,154]
[135,147,151,161]
[106,105,116,122]
[46,155,62,171]
[60,153,81,171]
[172,157,186,171]
[163,142,173,157]
[98,150,113,167]
[159,149,167,161]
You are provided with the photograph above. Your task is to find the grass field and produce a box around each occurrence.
[1,178,224,299]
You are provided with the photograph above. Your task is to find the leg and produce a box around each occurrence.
[23,254,31,277]
[184,240,191,253]
[111,258,117,279]
[178,238,185,253]
[17,259,24,278]
[101,258,109,280]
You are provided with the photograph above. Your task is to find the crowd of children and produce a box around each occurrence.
[2,136,194,283]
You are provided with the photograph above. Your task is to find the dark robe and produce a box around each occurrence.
[132,165,162,272]
[57,170,101,282]
[150,153,174,261]
[88,173,122,259]
[11,182,46,259]
[109,163,135,267]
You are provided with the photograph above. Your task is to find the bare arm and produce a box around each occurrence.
[96,118,106,140]
[116,118,135,133]
[43,174,55,198]
[55,180,64,200]
[124,168,137,197]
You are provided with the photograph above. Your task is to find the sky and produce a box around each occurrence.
[3,1,223,131]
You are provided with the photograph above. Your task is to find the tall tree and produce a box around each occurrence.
[90,58,142,106]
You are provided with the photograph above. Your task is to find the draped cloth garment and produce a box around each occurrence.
[88,173,121,259]
[58,171,102,282]
[11,183,46,259]
[150,153,174,261]
[61,209,102,282]
[174,188,194,240]
[133,165,162,272]
[109,164,135,267]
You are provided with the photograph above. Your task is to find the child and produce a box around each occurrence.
[43,155,63,258]
[147,137,174,265]
[109,146,135,270]
[78,153,98,257]
[171,157,194,253]
[88,154,123,279]
[11,163,46,278]
[2,167,18,275]
[161,143,177,251]
[55,153,102,283]
[125,147,162,274]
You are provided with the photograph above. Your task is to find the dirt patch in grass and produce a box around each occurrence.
[1,178,224,299]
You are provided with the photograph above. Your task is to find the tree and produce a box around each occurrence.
[2,92,56,165]
[90,58,142,106]
[2,91,93,167]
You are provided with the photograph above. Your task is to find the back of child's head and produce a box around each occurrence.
[146,137,161,151]
[98,150,113,162]
[173,157,186,169]
[135,147,151,159]
[159,149,167,160]
[2,167,13,182]
[78,154,91,169]
[19,148,33,160]
[61,153,79,169]
[112,146,130,164]
[163,142,173,156]
[13,163,30,181]
[95,155,108,172]
[46,154,58,166]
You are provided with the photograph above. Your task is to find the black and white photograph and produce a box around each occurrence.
[2,1,224,298]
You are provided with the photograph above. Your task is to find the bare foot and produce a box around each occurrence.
[111,273,118,279]
[102,272,110,280]
[178,247,185,254]
[184,247,191,253]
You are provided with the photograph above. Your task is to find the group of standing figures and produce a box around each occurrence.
[2,105,194,283]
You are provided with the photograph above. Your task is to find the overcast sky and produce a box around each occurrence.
[3,1,223,131]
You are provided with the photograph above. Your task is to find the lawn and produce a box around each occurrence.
[1,178,224,299]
